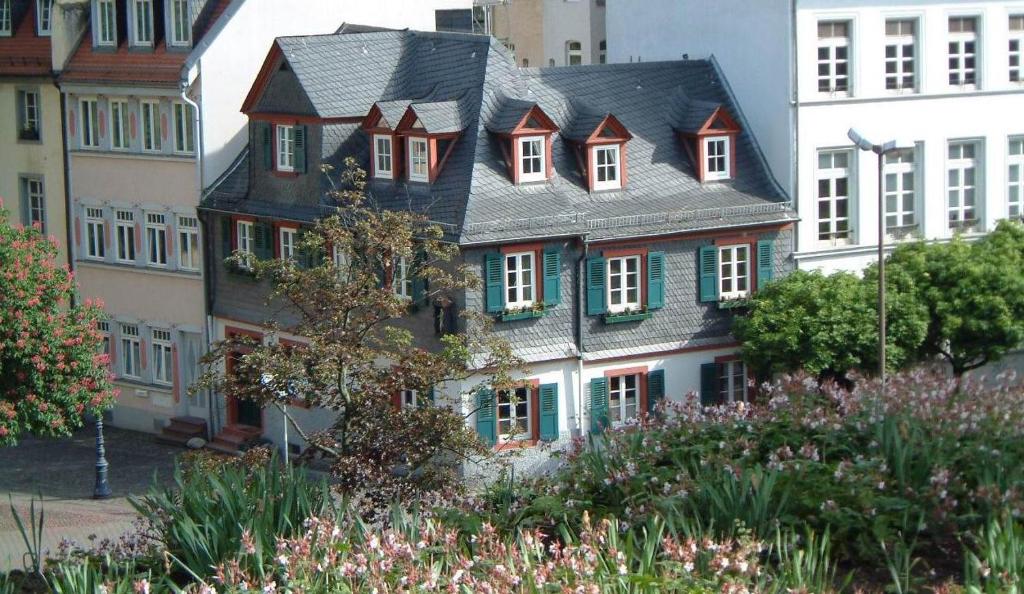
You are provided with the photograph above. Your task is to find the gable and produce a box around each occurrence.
[252,58,318,116]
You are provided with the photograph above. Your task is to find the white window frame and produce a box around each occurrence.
[719,360,748,404]
[566,40,583,65]
[599,40,607,64]
[145,212,167,267]
[518,135,546,183]
[114,209,136,263]
[97,0,116,46]
[141,100,161,152]
[373,134,393,179]
[120,323,141,379]
[236,220,254,270]
[97,320,111,356]
[36,0,51,35]
[815,149,853,246]
[1011,16,1024,84]
[497,386,531,443]
[132,0,153,45]
[1009,138,1023,219]
[408,137,429,182]
[718,244,750,300]
[817,20,851,96]
[279,226,297,262]
[151,328,173,386]
[884,19,917,93]
[332,245,349,275]
[177,215,199,271]
[172,102,194,154]
[85,207,105,259]
[504,251,535,308]
[608,374,639,426]
[400,389,418,409]
[22,90,39,137]
[592,144,621,191]
[0,0,11,36]
[883,148,918,238]
[276,125,295,172]
[703,136,730,180]
[948,16,979,89]
[169,0,191,46]
[80,98,99,148]
[606,255,640,314]
[393,255,413,299]
[947,140,980,230]
[25,177,45,232]
[110,99,129,150]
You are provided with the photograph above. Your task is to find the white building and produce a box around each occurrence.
[477,0,606,68]
[607,0,1024,273]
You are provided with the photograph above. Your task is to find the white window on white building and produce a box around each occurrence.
[20,90,39,139]
[1011,15,1023,83]
[177,215,200,271]
[885,19,916,92]
[132,0,153,44]
[400,389,419,409]
[608,374,639,426]
[504,252,534,308]
[80,98,99,148]
[719,360,748,403]
[110,99,129,150]
[392,255,413,299]
[115,210,136,263]
[566,40,583,65]
[518,136,545,183]
[23,177,44,232]
[817,21,850,95]
[97,320,111,356]
[332,245,349,274]
[145,213,167,267]
[169,0,191,46]
[1008,138,1023,219]
[279,227,297,261]
[373,135,393,179]
[0,0,11,36]
[816,150,853,245]
[276,125,295,172]
[172,102,195,154]
[592,145,620,190]
[948,17,978,88]
[719,244,750,300]
[703,136,730,180]
[36,0,51,35]
[883,148,917,238]
[607,255,640,313]
[497,386,530,443]
[85,207,105,259]
[236,220,254,270]
[120,323,141,379]
[97,0,116,46]
[141,100,161,152]
[947,141,980,230]
[151,329,173,385]
[408,137,428,182]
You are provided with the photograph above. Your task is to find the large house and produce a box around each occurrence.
[199,27,796,465]
[607,0,1024,274]
[476,0,606,68]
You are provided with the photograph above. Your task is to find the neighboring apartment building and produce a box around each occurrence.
[478,0,606,67]
[607,0,1024,274]
[199,28,795,467]
[0,0,67,262]
[59,0,472,437]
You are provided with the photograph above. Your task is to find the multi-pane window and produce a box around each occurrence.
[566,40,583,65]
[236,220,254,269]
[36,0,52,35]
[0,0,11,35]
[132,0,153,44]
[607,255,640,313]
[719,245,750,300]
[20,90,39,139]
[332,245,349,275]
[518,136,545,183]
[400,389,419,409]
[497,386,530,442]
[948,17,978,87]
[97,0,116,45]
[1008,138,1023,219]
[608,374,639,426]
[817,21,850,95]
[80,99,99,148]
[816,150,852,244]
[110,100,129,149]
[276,125,295,171]
[883,148,917,236]
[169,0,191,46]
[593,145,620,190]
[152,329,173,385]
[115,210,136,263]
[120,323,141,379]
[704,136,730,180]
[172,102,195,154]
[280,227,298,262]
[145,213,167,267]
[85,207,105,259]
[885,19,916,92]
[599,40,607,64]
[719,360,748,404]
[392,256,413,299]
[97,320,111,356]
[1011,16,1023,83]
[177,216,200,270]
[408,138,428,182]
[504,252,534,307]
[947,141,979,229]
[373,135,393,179]
[21,177,45,231]
[141,101,161,152]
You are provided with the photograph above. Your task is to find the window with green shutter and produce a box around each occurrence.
[590,377,609,434]
[646,369,665,414]
[647,252,665,309]
[699,362,719,406]
[294,125,307,173]
[484,252,503,313]
[538,383,559,440]
[698,245,718,302]
[475,389,497,446]
[253,221,274,260]
[586,255,607,315]
[542,248,561,306]
[220,217,233,261]
[756,239,774,289]
[259,122,272,170]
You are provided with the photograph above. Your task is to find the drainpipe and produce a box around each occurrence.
[57,85,75,282]
[789,0,800,254]
[575,233,590,436]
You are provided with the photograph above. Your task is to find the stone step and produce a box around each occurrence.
[207,439,243,456]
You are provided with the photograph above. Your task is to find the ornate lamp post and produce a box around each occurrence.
[93,416,111,499]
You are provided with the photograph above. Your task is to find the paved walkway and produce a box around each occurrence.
[0,425,183,572]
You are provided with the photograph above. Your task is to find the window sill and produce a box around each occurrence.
[272,170,299,178]
[500,307,546,322]
[718,298,750,310]
[494,439,537,451]
[604,310,653,324]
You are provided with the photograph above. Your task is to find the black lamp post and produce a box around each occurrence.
[93,416,111,499]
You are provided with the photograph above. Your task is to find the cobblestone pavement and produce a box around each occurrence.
[0,426,183,572]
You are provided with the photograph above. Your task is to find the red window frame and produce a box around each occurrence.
[500,242,546,306]
[603,247,649,310]
[604,365,650,423]
[223,326,265,426]
[714,354,753,404]
[494,378,541,451]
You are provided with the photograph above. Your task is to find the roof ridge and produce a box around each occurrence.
[521,58,711,74]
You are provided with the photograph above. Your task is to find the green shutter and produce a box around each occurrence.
[294,125,307,173]
[586,255,607,316]
[539,383,559,441]
[698,245,718,303]
[427,386,436,405]
[757,239,774,290]
[484,252,503,313]
[590,377,609,434]
[700,363,719,406]
[475,389,496,446]
[647,369,665,414]
[647,252,665,310]
[253,222,274,260]
[542,248,561,306]
[260,123,272,170]
[411,249,428,306]
[19,178,29,226]
[220,217,233,262]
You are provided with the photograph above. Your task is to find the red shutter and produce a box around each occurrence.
[134,223,142,253]
[74,216,81,245]
[103,221,111,248]
[165,225,173,261]
[129,113,137,140]
[98,109,106,139]
[160,113,168,141]
[140,340,147,370]
[391,391,402,410]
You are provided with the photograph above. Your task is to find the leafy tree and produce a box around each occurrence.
[195,160,522,500]
[0,201,115,446]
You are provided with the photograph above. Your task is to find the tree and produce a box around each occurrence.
[0,201,115,446]
[195,160,522,500]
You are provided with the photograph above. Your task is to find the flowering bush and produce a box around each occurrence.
[0,200,114,446]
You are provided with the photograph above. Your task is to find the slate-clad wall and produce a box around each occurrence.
[248,122,323,207]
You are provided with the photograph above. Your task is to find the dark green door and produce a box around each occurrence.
[236,399,262,428]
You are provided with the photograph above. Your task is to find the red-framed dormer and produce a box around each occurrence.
[676,104,741,183]
[361,100,412,181]
[567,113,633,193]
[489,103,559,185]
[392,102,463,184]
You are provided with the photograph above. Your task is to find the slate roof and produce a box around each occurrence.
[373,99,413,129]
[204,28,794,245]
[407,100,466,134]
[0,0,52,78]
[671,90,724,134]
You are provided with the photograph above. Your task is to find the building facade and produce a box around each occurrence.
[200,28,795,469]
[607,0,1024,274]
[479,0,606,68]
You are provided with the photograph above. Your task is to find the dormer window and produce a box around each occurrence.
[563,109,631,192]
[276,125,296,172]
[408,137,429,182]
[36,0,52,35]
[518,136,546,183]
[96,0,116,46]
[169,0,191,47]
[132,0,154,45]
[674,101,741,183]
[703,136,731,180]
[374,135,394,179]
[592,145,621,190]
[486,100,559,185]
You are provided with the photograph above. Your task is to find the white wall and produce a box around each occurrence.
[543,0,597,66]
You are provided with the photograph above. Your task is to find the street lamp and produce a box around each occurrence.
[847,128,914,397]
[93,416,111,499]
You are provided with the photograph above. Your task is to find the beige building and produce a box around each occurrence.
[481,0,606,67]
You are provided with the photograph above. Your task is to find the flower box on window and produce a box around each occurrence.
[500,303,546,322]
[603,307,652,324]
[717,297,751,310]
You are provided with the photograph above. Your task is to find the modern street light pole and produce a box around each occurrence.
[93,416,112,499]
